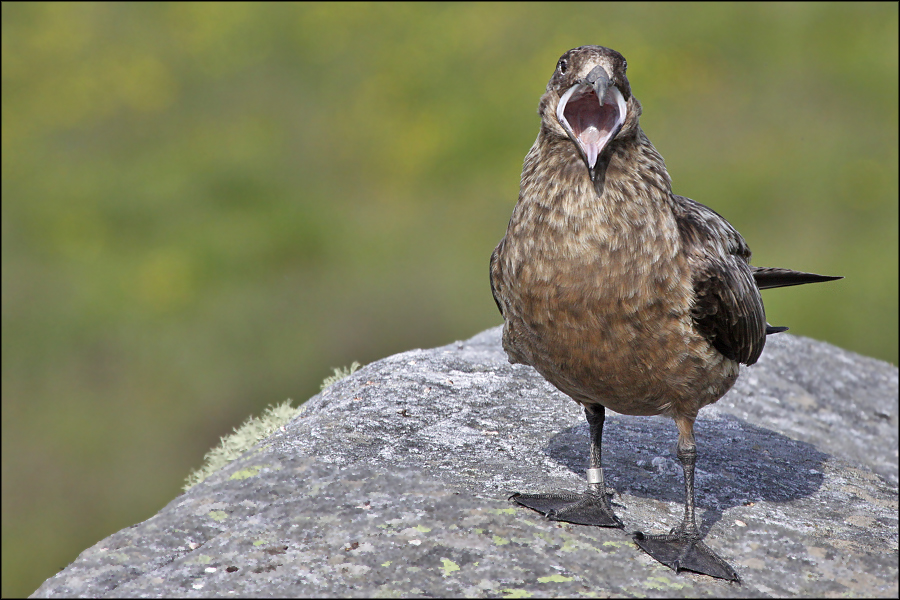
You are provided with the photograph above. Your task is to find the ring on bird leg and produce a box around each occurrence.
[586,468,603,485]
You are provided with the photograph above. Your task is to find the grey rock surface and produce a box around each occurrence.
[33,327,899,598]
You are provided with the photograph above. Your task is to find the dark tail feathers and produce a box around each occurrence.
[752,267,842,290]
[755,267,841,336]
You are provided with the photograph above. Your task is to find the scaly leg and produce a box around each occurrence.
[511,403,623,528]
[633,416,740,582]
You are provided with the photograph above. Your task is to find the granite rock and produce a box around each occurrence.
[32,327,899,597]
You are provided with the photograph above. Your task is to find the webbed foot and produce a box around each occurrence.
[510,490,623,528]
[633,530,739,582]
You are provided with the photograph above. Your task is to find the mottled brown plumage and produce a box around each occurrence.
[490,46,839,581]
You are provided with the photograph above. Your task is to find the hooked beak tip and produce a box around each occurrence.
[585,66,611,102]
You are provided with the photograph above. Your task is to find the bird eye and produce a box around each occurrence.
[557,59,568,74]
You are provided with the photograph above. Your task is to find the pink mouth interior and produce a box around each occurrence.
[563,89,620,168]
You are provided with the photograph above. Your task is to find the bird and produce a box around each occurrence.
[489,45,841,582]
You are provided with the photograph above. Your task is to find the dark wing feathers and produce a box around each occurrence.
[489,244,506,318]
[670,195,767,365]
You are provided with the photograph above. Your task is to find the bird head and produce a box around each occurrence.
[540,46,639,181]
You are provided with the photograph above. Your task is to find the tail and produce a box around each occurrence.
[754,267,842,336]
[752,267,842,290]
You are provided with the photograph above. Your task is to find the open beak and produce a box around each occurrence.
[556,65,627,180]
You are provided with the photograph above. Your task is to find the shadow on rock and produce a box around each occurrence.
[540,413,828,533]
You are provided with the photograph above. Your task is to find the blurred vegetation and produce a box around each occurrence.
[2,3,896,596]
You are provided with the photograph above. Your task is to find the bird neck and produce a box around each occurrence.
[519,127,675,230]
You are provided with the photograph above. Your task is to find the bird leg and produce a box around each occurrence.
[510,403,623,528]
[633,417,740,582]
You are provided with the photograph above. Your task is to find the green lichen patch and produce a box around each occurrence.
[537,574,572,583]
[182,400,302,491]
[183,361,364,491]
[643,575,686,590]
[440,558,460,576]
[320,361,362,390]
[229,465,264,480]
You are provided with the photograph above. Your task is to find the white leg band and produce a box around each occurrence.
[586,468,603,484]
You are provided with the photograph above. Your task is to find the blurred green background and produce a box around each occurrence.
[2,3,897,596]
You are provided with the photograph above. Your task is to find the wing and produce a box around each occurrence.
[669,194,767,365]
[489,242,506,318]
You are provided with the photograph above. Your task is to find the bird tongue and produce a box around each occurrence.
[579,125,603,170]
